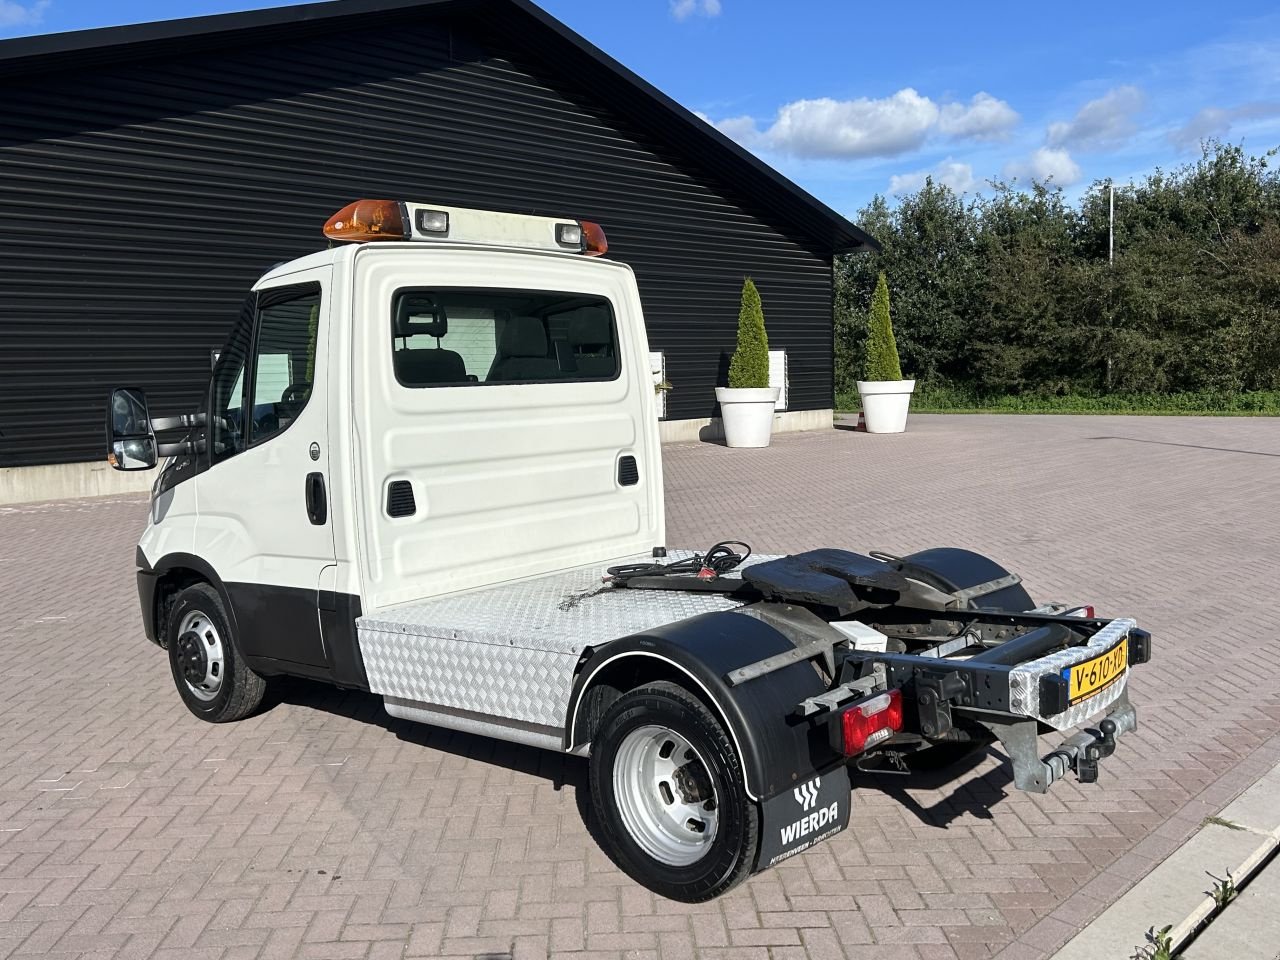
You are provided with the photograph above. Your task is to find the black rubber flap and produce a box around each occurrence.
[754,763,851,872]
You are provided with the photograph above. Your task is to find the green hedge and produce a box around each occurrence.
[836,386,1280,415]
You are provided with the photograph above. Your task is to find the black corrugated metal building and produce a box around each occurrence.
[0,0,871,470]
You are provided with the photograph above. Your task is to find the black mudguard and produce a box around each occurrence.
[567,610,843,799]
[566,610,854,871]
[900,547,1035,611]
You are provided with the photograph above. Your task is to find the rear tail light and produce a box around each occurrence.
[838,689,903,756]
[1067,605,1096,618]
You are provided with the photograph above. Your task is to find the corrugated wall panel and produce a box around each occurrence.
[0,13,833,467]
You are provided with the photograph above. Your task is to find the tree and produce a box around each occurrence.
[970,181,1081,395]
[832,141,1280,400]
[837,180,982,384]
[864,273,903,381]
[728,277,771,388]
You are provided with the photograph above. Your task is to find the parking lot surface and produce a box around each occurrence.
[2,414,1279,960]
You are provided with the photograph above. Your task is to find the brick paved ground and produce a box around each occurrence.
[2,414,1278,960]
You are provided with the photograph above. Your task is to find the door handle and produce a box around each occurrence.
[305,472,327,525]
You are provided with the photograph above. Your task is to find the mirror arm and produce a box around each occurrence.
[156,439,207,457]
[150,412,207,431]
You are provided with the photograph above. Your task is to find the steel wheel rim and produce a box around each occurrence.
[176,610,225,702]
[613,724,720,867]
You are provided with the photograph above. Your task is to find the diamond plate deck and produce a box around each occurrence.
[357,551,779,724]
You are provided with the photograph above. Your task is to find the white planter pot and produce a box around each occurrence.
[857,379,916,434]
[715,386,781,447]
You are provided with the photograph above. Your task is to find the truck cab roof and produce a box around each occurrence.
[257,243,633,289]
[256,198,621,286]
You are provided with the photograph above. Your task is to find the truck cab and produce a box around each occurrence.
[120,200,662,689]
[108,199,1150,903]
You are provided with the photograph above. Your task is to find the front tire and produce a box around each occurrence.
[589,681,758,902]
[166,583,266,722]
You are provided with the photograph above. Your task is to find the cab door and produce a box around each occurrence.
[196,268,337,670]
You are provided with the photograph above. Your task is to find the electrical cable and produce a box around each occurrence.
[606,540,752,583]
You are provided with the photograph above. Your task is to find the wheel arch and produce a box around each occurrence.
[899,547,1035,611]
[141,550,238,648]
[565,611,837,801]
[568,649,755,795]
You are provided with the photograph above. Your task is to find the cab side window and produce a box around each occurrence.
[248,284,322,446]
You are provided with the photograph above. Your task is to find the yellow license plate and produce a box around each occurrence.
[1065,641,1128,704]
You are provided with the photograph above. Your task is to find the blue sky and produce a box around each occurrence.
[3,0,1279,218]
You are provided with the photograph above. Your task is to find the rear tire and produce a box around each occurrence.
[589,681,758,902]
[166,583,266,723]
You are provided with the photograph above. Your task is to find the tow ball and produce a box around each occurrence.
[1074,717,1118,784]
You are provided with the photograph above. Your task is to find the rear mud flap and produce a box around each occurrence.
[753,764,851,872]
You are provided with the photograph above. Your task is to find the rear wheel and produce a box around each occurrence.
[589,681,758,902]
[166,583,266,722]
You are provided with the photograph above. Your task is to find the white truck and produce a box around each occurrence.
[107,199,1150,902]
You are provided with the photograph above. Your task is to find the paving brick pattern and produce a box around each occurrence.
[2,414,1278,960]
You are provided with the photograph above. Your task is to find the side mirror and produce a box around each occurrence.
[107,387,158,471]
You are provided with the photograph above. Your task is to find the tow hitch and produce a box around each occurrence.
[979,690,1138,792]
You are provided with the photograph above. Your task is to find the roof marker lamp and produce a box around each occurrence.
[557,220,607,256]
[556,222,583,248]
[323,199,409,242]
[416,209,449,235]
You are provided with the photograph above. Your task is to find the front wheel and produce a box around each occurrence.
[589,681,758,902]
[166,583,266,722]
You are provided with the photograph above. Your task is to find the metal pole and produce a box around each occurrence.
[1106,181,1114,390]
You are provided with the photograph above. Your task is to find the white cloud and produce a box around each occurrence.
[1047,85,1145,151]
[1003,147,1082,186]
[670,0,720,22]
[693,110,763,147]
[1170,102,1280,150]
[709,114,760,144]
[0,0,48,28]
[889,159,977,195]
[700,88,1017,160]
[938,92,1020,141]
[766,89,939,158]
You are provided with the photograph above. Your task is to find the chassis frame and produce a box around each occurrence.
[724,602,1151,794]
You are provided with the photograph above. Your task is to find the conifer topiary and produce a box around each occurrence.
[864,272,903,381]
[728,277,771,388]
